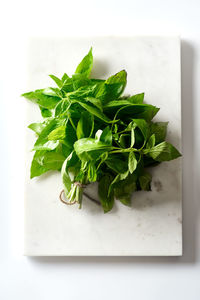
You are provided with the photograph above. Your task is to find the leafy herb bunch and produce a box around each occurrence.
[22,48,181,213]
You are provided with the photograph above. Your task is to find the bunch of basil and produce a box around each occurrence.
[22,48,181,213]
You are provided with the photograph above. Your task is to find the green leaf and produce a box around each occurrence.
[76,111,94,139]
[68,84,98,100]
[103,99,133,108]
[95,70,127,103]
[48,126,66,140]
[103,93,144,108]
[75,100,112,123]
[87,163,97,182]
[144,141,181,162]
[30,151,49,178]
[33,119,62,151]
[100,126,112,145]
[62,144,73,157]
[28,122,45,135]
[105,155,128,174]
[119,134,128,148]
[132,119,150,141]
[85,97,103,111]
[55,99,71,116]
[98,174,114,213]
[64,122,77,149]
[22,89,61,109]
[61,77,74,93]
[30,150,65,178]
[43,152,65,170]
[146,134,156,149]
[106,70,127,85]
[74,138,114,161]
[139,171,152,191]
[33,140,59,151]
[39,106,52,118]
[128,152,137,174]
[49,75,63,88]
[42,87,61,97]
[72,73,91,89]
[61,154,72,196]
[105,104,159,122]
[75,47,93,77]
[61,73,69,84]
[114,173,137,206]
[128,93,144,104]
[150,122,168,144]
[131,127,135,147]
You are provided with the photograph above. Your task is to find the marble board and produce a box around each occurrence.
[24,37,182,256]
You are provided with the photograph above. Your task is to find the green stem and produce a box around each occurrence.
[117,129,130,135]
[109,148,139,154]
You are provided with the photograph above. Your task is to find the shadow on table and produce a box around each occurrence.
[29,40,199,266]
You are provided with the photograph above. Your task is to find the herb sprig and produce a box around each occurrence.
[22,48,181,213]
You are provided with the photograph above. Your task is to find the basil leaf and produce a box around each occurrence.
[64,122,77,149]
[150,122,168,144]
[131,127,135,147]
[72,73,91,89]
[22,89,61,109]
[68,84,98,99]
[61,73,69,84]
[75,100,112,123]
[30,151,65,178]
[61,77,74,93]
[128,93,144,104]
[103,93,144,108]
[139,171,152,191]
[39,106,52,118]
[48,126,66,140]
[128,151,137,174]
[55,99,71,116]
[75,47,93,77]
[28,122,46,135]
[95,70,127,103]
[30,151,49,178]
[105,104,159,122]
[119,134,128,148]
[144,141,181,161]
[146,134,156,149]
[114,173,137,206]
[85,97,103,111]
[33,119,62,151]
[43,152,65,170]
[98,174,114,213]
[42,87,61,97]
[100,127,112,145]
[87,163,97,182]
[74,138,114,161]
[132,119,150,141]
[105,155,128,174]
[49,75,63,88]
[76,111,94,139]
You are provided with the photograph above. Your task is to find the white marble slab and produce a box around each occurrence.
[24,37,182,256]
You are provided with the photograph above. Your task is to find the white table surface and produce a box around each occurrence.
[0,0,200,299]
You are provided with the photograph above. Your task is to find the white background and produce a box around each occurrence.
[0,0,200,299]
